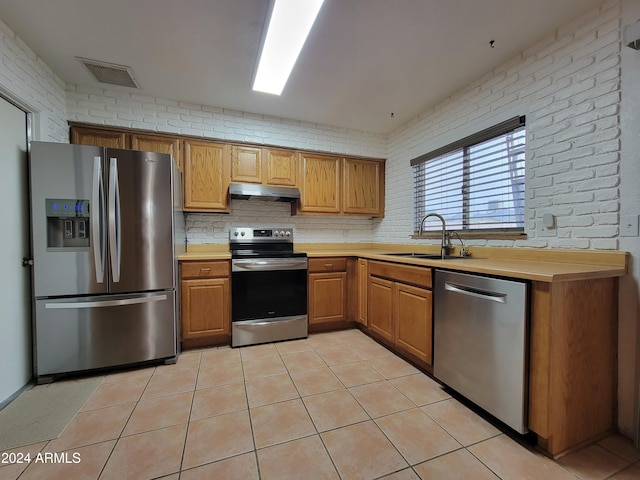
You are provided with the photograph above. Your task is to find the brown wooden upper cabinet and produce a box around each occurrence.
[183,139,231,212]
[343,158,384,216]
[70,124,385,217]
[230,146,299,188]
[264,148,298,186]
[296,153,342,214]
[231,145,262,183]
[70,125,182,171]
[70,125,128,149]
[295,154,384,216]
[130,133,182,172]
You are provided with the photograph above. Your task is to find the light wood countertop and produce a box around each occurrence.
[178,244,230,261]
[179,243,628,283]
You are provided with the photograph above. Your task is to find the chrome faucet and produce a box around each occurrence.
[418,212,449,258]
[448,230,470,257]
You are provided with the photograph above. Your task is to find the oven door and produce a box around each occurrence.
[231,257,308,322]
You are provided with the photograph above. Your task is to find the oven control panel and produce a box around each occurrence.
[230,227,293,242]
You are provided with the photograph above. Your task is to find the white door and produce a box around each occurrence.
[0,96,31,404]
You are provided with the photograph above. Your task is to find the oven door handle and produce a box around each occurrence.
[232,259,307,271]
[236,317,304,327]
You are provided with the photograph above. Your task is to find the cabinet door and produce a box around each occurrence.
[181,278,230,339]
[308,272,347,324]
[395,283,432,364]
[183,140,231,212]
[343,158,384,216]
[231,145,262,183]
[264,148,298,186]
[70,126,128,149]
[368,276,394,342]
[297,154,341,214]
[357,259,368,326]
[130,133,182,171]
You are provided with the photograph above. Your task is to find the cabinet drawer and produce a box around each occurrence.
[181,261,229,279]
[308,257,348,273]
[369,260,432,289]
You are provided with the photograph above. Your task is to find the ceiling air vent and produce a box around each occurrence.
[77,57,138,88]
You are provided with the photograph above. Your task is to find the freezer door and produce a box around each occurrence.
[30,142,108,297]
[34,291,177,377]
[106,149,175,293]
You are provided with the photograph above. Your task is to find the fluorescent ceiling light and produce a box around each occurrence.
[253,0,325,95]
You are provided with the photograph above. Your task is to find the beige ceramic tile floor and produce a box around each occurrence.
[2,329,639,480]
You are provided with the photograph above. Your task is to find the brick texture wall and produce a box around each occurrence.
[0,18,67,142]
[65,86,387,244]
[379,0,622,250]
[5,0,624,249]
[2,0,638,441]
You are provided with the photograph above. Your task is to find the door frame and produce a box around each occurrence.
[0,92,34,406]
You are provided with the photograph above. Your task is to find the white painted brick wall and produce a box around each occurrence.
[378,0,622,250]
[66,85,387,244]
[186,200,375,245]
[66,85,386,157]
[11,0,622,249]
[0,19,67,142]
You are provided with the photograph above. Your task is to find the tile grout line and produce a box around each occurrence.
[311,336,414,478]
[81,368,155,480]
[9,331,637,480]
[176,350,202,478]
[279,341,344,480]
[238,347,261,479]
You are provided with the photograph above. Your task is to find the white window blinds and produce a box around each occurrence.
[412,116,526,233]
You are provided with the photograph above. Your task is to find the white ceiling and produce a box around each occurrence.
[0,0,604,134]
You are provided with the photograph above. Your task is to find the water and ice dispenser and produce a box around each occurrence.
[45,199,90,249]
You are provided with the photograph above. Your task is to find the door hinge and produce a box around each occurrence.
[22,258,33,267]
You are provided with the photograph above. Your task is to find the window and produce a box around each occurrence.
[412,116,526,234]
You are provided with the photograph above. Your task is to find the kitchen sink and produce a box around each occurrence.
[384,252,472,260]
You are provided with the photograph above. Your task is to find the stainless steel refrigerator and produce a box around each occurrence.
[29,142,185,382]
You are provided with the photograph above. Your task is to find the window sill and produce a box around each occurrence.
[411,231,527,241]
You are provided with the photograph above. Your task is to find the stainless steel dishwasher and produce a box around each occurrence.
[434,270,529,433]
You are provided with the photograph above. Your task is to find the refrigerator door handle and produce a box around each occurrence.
[92,156,105,283]
[44,294,168,309]
[108,157,121,283]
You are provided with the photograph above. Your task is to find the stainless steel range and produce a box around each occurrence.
[230,227,308,347]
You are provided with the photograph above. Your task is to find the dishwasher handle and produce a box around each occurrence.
[444,282,507,303]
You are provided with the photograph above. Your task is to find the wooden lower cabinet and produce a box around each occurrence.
[174,252,617,459]
[368,276,394,341]
[395,283,432,364]
[180,260,230,348]
[356,258,368,326]
[368,261,433,366]
[308,257,349,329]
[308,272,347,324]
[528,277,617,458]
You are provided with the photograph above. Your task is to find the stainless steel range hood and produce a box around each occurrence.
[229,183,301,201]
